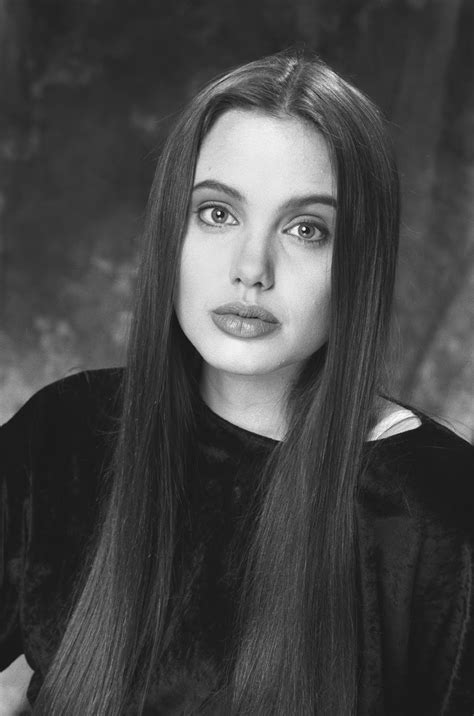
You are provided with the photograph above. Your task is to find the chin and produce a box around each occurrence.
[202,347,298,377]
[207,358,276,376]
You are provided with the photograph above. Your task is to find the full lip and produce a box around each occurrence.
[212,302,279,324]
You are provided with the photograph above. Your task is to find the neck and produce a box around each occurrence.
[200,364,299,441]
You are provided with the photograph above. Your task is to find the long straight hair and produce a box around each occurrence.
[34,49,399,715]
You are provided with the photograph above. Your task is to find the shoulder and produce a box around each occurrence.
[0,368,124,538]
[0,368,124,478]
[20,366,123,417]
[362,414,474,710]
[364,415,474,538]
[1,367,124,434]
[406,418,473,535]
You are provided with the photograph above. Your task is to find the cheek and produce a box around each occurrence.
[283,272,331,356]
[176,243,201,301]
[292,265,331,325]
[175,239,219,322]
[175,250,192,323]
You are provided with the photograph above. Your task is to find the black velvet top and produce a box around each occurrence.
[1,368,473,715]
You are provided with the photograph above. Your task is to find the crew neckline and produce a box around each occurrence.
[197,396,425,447]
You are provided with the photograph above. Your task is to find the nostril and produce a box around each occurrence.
[231,258,274,290]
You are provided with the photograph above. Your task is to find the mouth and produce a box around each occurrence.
[211,302,280,339]
[212,302,279,324]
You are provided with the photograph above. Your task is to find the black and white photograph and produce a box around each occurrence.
[0,1,473,714]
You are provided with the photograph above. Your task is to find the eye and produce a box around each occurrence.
[197,205,239,227]
[285,220,329,245]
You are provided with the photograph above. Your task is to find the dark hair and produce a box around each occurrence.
[35,49,399,715]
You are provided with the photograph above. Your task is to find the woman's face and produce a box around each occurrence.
[174,109,336,379]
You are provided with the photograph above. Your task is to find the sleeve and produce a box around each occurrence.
[0,390,42,670]
[0,369,120,673]
[406,523,474,715]
[405,432,474,715]
[446,547,474,715]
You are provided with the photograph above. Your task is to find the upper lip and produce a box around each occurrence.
[213,302,279,323]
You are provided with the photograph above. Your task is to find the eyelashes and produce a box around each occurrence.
[197,205,238,227]
[195,203,330,247]
[285,221,329,244]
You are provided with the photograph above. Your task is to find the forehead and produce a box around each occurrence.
[195,109,335,197]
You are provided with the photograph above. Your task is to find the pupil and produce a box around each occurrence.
[212,208,226,222]
[299,224,314,237]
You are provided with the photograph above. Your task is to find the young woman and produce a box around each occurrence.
[1,50,473,716]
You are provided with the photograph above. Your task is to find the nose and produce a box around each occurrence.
[230,232,275,290]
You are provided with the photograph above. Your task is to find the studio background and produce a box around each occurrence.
[0,1,473,709]
[0,0,473,442]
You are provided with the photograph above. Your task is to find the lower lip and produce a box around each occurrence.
[211,313,280,338]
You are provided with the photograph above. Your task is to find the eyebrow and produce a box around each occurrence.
[192,179,337,210]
